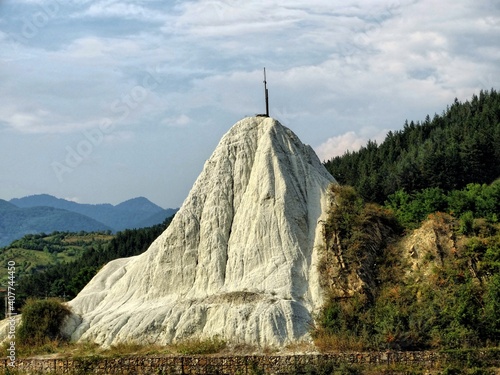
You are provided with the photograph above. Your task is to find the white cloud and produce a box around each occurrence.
[161,114,192,128]
[315,132,367,161]
[171,1,297,36]
[315,127,389,162]
[74,0,167,22]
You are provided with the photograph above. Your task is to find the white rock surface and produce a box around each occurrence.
[64,117,336,348]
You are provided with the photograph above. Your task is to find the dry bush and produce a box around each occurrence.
[172,336,226,355]
[312,329,365,352]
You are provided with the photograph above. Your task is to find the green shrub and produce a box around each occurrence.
[459,211,474,235]
[17,298,71,346]
[387,182,500,230]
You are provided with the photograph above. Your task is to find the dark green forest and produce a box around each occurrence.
[324,89,500,204]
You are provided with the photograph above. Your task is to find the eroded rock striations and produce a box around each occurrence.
[63,117,336,348]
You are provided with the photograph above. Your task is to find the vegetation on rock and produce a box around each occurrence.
[315,185,500,351]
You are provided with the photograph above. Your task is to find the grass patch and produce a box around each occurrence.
[7,340,171,360]
[11,339,67,358]
[172,336,226,355]
[9,337,229,359]
[312,329,365,352]
[104,342,171,357]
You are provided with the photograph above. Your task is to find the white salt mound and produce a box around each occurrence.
[64,117,336,348]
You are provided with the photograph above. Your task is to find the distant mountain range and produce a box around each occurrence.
[0,194,177,247]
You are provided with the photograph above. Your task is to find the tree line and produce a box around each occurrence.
[324,89,500,204]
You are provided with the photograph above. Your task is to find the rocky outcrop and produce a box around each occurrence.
[64,117,336,348]
[401,213,458,277]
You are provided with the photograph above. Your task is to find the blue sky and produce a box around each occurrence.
[0,0,499,208]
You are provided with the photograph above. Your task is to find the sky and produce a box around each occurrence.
[0,0,499,209]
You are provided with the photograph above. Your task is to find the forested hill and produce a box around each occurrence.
[324,89,500,204]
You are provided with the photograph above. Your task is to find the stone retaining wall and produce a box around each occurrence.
[0,352,450,374]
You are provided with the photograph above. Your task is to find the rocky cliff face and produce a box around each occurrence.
[64,117,336,348]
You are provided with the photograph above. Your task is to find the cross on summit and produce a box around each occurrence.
[257,67,270,117]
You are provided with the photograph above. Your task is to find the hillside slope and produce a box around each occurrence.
[0,232,113,288]
[0,202,111,247]
[315,185,500,350]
